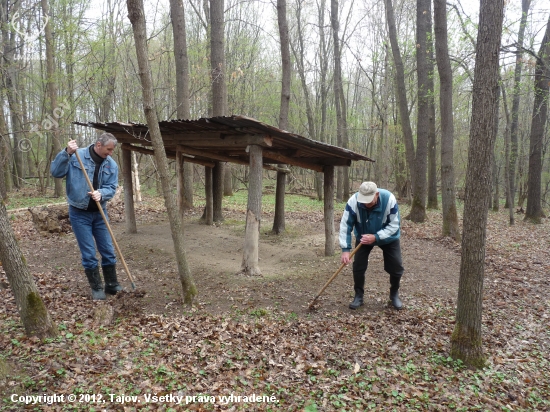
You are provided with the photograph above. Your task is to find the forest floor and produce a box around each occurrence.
[1,190,549,411]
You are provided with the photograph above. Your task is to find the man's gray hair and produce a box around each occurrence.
[97,132,117,146]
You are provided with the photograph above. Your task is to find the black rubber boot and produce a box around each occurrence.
[349,293,364,310]
[85,267,106,300]
[102,265,123,295]
[389,275,403,310]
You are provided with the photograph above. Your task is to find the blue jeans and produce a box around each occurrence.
[69,205,117,270]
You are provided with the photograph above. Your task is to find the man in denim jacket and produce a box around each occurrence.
[339,181,404,310]
[51,133,121,300]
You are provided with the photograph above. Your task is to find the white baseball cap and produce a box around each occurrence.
[357,181,378,203]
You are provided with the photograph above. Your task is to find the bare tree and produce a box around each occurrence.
[384,0,415,199]
[210,0,226,222]
[426,2,437,210]
[170,0,194,210]
[331,0,349,201]
[127,0,197,305]
[507,0,532,209]
[0,199,57,338]
[434,0,460,240]
[41,0,63,197]
[409,0,431,222]
[451,0,505,368]
[525,14,550,223]
[272,0,291,235]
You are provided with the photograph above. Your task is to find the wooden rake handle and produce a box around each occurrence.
[74,149,136,290]
[308,243,362,309]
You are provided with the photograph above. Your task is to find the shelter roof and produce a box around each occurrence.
[75,115,374,172]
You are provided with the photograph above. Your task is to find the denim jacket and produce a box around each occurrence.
[50,146,118,210]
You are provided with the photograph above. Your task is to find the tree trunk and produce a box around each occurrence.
[501,85,515,225]
[525,15,550,223]
[409,0,432,222]
[324,165,335,256]
[210,0,226,221]
[122,147,137,234]
[434,0,460,241]
[169,0,193,208]
[427,6,438,210]
[384,0,415,192]
[241,145,262,276]
[2,0,23,188]
[0,200,57,338]
[272,0,291,235]
[508,0,532,209]
[41,0,63,197]
[450,0,504,368]
[331,0,349,201]
[127,0,197,305]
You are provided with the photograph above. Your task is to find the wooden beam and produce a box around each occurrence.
[122,146,137,234]
[171,134,273,148]
[324,165,335,257]
[177,144,248,165]
[121,143,216,168]
[176,149,184,221]
[176,145,289,173]
[262,149,324,172]
[241,145,263,276]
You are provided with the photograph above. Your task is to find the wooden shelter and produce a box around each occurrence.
[76,115,373,273]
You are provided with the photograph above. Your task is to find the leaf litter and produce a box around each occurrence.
[0,198,549,411]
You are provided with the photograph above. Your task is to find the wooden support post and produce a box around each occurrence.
[122,146,137,234]
[324,165,335,256]
[205,166,213,225]
[176,148,185,221]
[241,145,262,276]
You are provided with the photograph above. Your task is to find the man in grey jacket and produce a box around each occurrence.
[339,181,404,310]
[51,133,121,300]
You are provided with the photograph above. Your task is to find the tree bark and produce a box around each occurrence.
[384,0,415,194]
[2,0,23,188]
[0,200,57,338]
[127,0,197,305]
[331,0,349,202]
[408,0,431,222]
[525,14,550,223]
[210,0,226,221]
[272,0,291,235]
[122,147,137,234]
[324,165,335,256]
[169,0,194,208]
[241,145,262,276]
[434,0,460,241]
[41,0,63,197]
[426,5,438,210]
[508,0,532,209]
[450,0,504,368]
[501,85,515,225]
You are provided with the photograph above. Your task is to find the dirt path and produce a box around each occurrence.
[20,208,461,317]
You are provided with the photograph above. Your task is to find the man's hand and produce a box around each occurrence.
[360,234,376,245]
[67,140,78,155]
[88,190,102,202]
[341,252,351,265]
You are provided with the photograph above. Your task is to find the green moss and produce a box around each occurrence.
[26,292,58,338]
[450,323,486,369]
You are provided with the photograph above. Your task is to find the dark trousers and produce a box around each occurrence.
[352,239,404,296]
